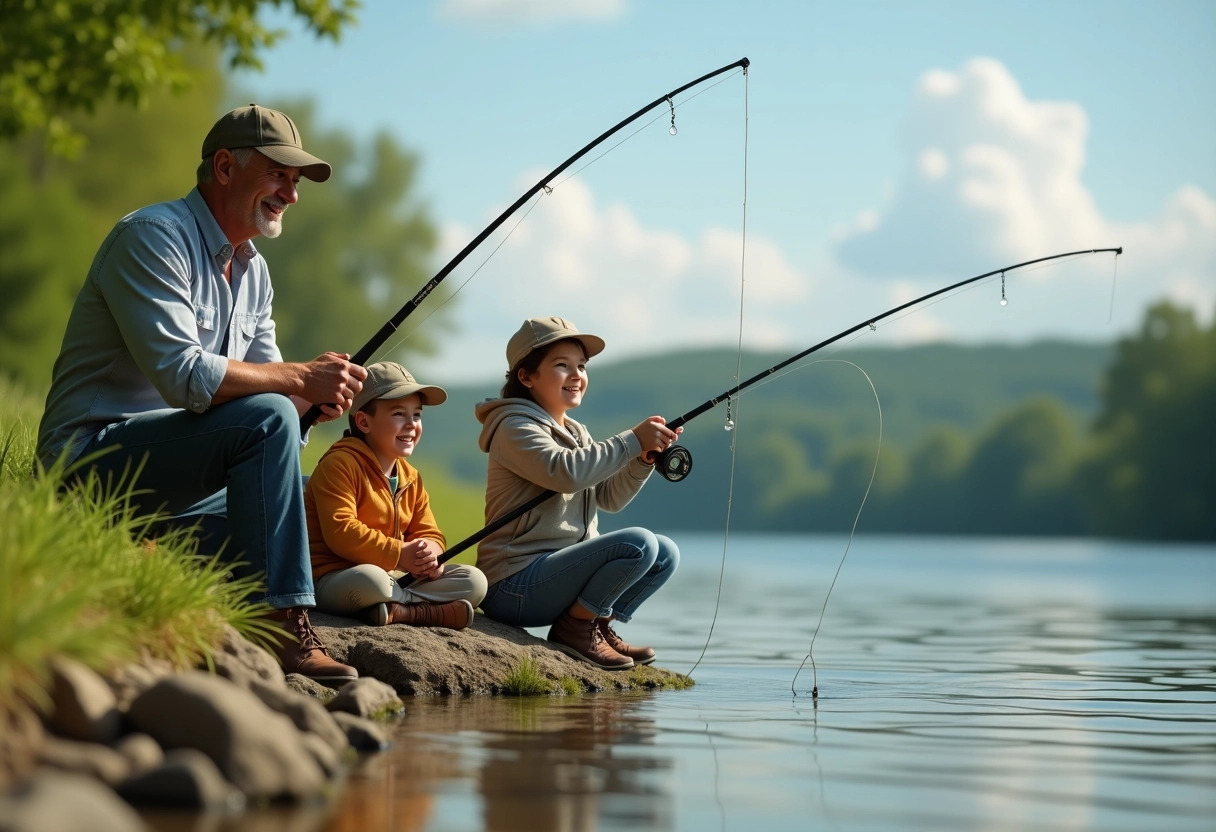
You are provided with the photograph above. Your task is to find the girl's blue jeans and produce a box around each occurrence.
[480,527,679,627]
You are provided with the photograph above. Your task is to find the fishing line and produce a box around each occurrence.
[374,191,549,359]
[1107,253,1119,323]
[788,361,882,699]
[364,73,749,366]
[684,62,749,681]
[300,58,751,431]
[549,69,746,192]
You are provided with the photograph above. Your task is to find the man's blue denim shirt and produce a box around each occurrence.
[37,188,282,468]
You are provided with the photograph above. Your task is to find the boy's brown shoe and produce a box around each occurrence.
[384,599,474,630]
[597,619,656,665]
[265,607,358,684]
[547,612,634,670]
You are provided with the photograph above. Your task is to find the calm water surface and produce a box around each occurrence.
[155,534,1216,831]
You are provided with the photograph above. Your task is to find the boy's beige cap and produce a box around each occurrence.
[201,104,331,182]
[506,316,605,368]
[353,362,447,411]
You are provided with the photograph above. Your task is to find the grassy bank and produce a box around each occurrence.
[0,379,270,721]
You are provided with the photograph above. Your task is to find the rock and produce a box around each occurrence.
[244,676,349,752]
[103,657,175,713]
[325,677,404,719]
[210,624,286,691]
[297,732,342,778]
[0,706,44,792]
[116,748,244,811]
[37,736,130,786]
[0,771,149,832]
[285,673,339,700]
[45,657,122,745]
[125,671,327,801]
[309,611,688,695]
[113,733,164,778]
[329,712,390,752]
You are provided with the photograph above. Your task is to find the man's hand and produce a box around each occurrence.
[214,352,367,413]
[299,352,367,417]
[397,538,445,581]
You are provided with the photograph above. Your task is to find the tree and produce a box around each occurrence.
[0,49,225,391]
[0,0,358,154]
[1077,302,1216,540]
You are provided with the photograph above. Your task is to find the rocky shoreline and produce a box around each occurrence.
[0,614,689,830]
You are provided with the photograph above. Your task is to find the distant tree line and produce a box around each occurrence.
[612,302,1215,542]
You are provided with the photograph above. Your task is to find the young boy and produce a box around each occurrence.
[305,362,487,628]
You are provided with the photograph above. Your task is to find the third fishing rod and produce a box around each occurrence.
[398,245,1122,588]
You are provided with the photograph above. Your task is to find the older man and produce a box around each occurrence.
[37,105,365,683]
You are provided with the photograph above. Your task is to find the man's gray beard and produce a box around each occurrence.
[254,201,285,238]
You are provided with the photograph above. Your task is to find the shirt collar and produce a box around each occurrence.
[184,187,259,265]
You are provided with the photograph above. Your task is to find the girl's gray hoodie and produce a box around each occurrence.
[474,397,654,586]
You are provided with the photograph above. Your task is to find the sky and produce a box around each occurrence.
[234,0,1216,384]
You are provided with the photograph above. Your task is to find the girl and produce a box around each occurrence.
[475,317,680,669]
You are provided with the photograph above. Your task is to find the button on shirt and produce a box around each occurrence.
[36,188,282,468]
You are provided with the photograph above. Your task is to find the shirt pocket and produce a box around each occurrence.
[194,305,218,338]
[231,312,258,359]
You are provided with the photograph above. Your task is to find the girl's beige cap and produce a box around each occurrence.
[506,317,605,368]
[201,104,331,182]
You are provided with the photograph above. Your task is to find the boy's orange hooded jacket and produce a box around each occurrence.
[305,436,446,580]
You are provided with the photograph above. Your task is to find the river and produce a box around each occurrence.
[152,534,1216,831]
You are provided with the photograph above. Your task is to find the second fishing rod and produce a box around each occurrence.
[398,246,1122,589]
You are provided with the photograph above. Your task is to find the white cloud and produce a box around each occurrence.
[408,176,810,382]
[833,57,1214,340]
[437,0,627,25]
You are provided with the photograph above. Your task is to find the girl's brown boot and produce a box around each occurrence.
[547,611,634,670]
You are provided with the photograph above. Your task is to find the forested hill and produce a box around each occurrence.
[421,339,1113,485]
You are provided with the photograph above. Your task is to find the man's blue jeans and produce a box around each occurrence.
[78,394,313,608]
[480,528,679,627]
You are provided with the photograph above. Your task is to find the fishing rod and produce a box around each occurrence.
[302,56,751,432]
[398,246,1122,588]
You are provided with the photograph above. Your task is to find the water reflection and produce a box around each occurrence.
[329,695,673,832]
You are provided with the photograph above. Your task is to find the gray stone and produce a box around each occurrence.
[325,677,404,718]
[113,733,164,777]
[245,676,349,752]
[210,624,286,691]
[0,771,149,832]
[330,712,391,752]
[126,671,327,801]
[297,732,342,778]
[103,657,174,712]
[116,748,245,811]
[46,657,122,744]
[37,735,130,786]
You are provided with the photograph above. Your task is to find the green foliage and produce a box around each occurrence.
[0,378,270,719]
[0,0,359,155]
[1076,302,1216,540]
[0,50,226,390]
[253,102,443,365]
[501,654,557,696]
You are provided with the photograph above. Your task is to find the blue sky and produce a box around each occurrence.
[235,0,1215,383]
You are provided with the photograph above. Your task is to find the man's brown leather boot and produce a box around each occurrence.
[597,619,656,665]
[266,607,358,684]
[382,599,475,629]
[547,611,634,670]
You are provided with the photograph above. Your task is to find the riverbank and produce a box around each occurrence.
[0,611,689,830]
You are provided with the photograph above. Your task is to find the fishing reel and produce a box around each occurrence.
[654,444,693,482]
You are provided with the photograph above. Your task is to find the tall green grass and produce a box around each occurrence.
[0,379,273,719]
